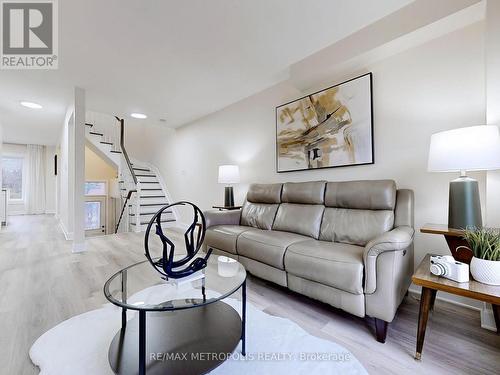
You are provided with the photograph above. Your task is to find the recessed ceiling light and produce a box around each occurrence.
[20,101,42,109]
[130,113,147,119]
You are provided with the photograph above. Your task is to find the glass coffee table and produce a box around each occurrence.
[104,257,247,375]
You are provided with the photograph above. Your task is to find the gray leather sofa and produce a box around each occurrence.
[204,180,414,342]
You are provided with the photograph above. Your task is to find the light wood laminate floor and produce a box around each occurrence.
[0,215,498,375]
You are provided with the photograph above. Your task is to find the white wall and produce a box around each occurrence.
[0,124,2,189]
[58,110,74,239]
[124,120,158,162]
[56,88,86,250]
[85,146,117,180]
[486,0,500,228]
[45,146,57,214]
[148,22,486,307]
[0,124,3,224]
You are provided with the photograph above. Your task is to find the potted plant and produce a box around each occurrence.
[460,228,500,285]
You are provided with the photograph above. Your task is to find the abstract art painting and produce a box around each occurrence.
[276,73,373,172]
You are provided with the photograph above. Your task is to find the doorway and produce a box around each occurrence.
[85,196,106,236]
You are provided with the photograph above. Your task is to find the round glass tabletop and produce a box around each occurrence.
[104,256,246,312]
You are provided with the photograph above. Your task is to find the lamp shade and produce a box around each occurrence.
[218,165,240,184]
[428,125,500,172]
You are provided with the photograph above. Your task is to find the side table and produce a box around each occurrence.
[412,254,500,360]
[212,206,242,211]
[420,223,472,263]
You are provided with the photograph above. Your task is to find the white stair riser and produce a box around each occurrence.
[133,197,168,205]
[131,221,177,232]
[130,212,175,223]
[137,183,160,194]
[140,189,164,196]
[137,176,158,183]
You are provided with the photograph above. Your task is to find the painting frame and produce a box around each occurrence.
[275,72,374,173]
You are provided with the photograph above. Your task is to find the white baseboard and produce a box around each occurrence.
[58,220,73,241]
[45,210,56,214]
[8,211,26,215]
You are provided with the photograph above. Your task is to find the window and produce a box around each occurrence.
[2,157,23,199]
[85,201,102,230]
[85,182,107,196]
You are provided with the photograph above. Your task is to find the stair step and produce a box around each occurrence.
[141,188,162,191]
[85,122,93,127]
[89,131,103,136]
[110,150,122,154]
[130,203,169,207]
[133,167,151,172]
[140,181,159,184]
[100,141,113,145]
[136,174,156,177]
[137,177,158,183]
[131,219,176,226]
[140,195,165,198]
[130,210,173,216]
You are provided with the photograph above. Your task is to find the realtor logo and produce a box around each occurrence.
[1,0,58,69]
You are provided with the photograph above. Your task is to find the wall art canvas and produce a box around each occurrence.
[276,73,373,172]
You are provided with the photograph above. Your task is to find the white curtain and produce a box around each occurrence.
[25,144,46,214]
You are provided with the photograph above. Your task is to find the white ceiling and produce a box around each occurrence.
[0,0,413,145]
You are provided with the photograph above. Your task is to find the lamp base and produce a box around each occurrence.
[224,186,234,207]
[448,176,482,230]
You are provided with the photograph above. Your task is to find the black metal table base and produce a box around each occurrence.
[109,300,244,375]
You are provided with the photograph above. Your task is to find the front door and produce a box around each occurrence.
[85,196,106,236]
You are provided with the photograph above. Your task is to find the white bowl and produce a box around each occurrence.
[470,257,500,285]
[217,256,239,277]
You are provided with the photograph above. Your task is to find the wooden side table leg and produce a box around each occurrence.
[415,287,437,360]
[429,290,437,311]
[492,304,500,334]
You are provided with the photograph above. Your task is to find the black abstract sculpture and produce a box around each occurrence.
[144,201,212,279]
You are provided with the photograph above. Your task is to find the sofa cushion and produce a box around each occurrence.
[284,240,364,294]
[319,208,394,246]
[240,183,282,230]
[205,225,251,255]
[272,203,324,239]
[240,202,279,230]
[246,183,282,204]
[237,229,309,270]
[282,181,326,204]
[325,180,396,210]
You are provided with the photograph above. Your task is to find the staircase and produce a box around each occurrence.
[125,163,176,231]
[85,111,177,233]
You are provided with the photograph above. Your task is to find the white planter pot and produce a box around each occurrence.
[470,257,500,286]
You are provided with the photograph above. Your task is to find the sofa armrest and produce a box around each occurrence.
[204,209,242,228]
[363,226,414,294]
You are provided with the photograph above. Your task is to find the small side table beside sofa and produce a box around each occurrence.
[412,254,500,360]
[212,206,243,211]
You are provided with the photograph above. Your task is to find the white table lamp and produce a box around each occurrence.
[428,125,500,229]
[218,165,240,207]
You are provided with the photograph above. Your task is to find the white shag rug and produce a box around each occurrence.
[30,285,368,375]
